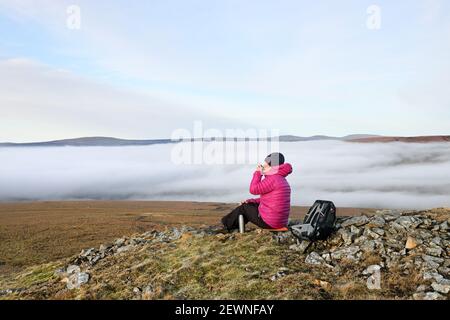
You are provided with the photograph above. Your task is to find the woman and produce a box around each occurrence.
[221,152,293,231]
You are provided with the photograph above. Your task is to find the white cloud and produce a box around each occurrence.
[0,58,241,142]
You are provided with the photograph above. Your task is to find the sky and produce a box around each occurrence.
[0,0,449,142]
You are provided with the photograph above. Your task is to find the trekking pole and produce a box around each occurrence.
[239,215,245,233]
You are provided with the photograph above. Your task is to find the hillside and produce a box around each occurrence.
[350,136,450,143]
[2,135,450,147]
[1,208,448,300]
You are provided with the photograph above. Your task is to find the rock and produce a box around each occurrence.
[430,237,442,246]
[405,237,418,250]
[431,282,450,294]
[422,255,444,269]
[439,221,448,232]
[353,235,368,245]
[170,228,183,240]
[413,292,445,300]
[99,244,111,252]
[360,240,376,253]
[362,264,381,275]
[364,228,381,239]
[143,285,154,295]
[390,222,407,233]
[66,265,81,275]
[416,284,429,292]
[426,247,442,257]
[341,216,369,227]
[322,253,332,263]
[395,216,418,229]
[289,241,311,252]
[330,246,360,260]
[376,210,400,222]
[385,238,404,250]
[66,272,90,290]
[340,230,355,245]
[133,287,142,294]
[423,271,444,282]
[350,225,362,236]
[305,252,325,265]
[438,267,450,277]
[272,232,293,244]
[423,292,445,300]
[116,245,133,254]
[370,216,386,228]
[80,248,95,257]
[271,267,289,281]
[115,238,126,246]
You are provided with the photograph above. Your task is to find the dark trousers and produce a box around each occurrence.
[221,203,271,231]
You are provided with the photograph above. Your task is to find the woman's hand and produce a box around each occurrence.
[256,164,263,172]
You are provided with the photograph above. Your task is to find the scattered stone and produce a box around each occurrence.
[341,216,369,227]
[330,246,360,260]
[99,243,111,252]
[362,264,381,275]
[80,248,95,257]
[423,292,445,300]
[416,284,428,292]
[426,247,442,257]
[340,230,355,245]
[405,237,418,250]
[271,267,290,281]
[395,216,418,229]
[422,255,444,269]
[439,221,448,232]
[350,225,362,236]
[66,265,81,275]
[289,241,311,252]
[51,208,448,300]
[370,216,386,227]
[305,252,325,265]
[66,272,90,290]
[360,240,376,253]
[133,287,142,294]
[272,232,293,244]
[364,228,381,239]
[115,238,126,246]
[143,285,154,295]
[431,282,450,294]
[116,245,133,254]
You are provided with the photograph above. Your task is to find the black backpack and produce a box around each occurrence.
[290,200,337,242]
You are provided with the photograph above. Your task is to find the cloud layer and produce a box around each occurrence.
[1,141,449,209]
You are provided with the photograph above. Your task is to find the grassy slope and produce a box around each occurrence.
[1,225,425,300]
[0,201,372,276]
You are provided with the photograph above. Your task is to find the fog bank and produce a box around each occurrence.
[1,141,450,209]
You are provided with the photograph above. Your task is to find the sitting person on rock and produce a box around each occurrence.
[221,152,293,232]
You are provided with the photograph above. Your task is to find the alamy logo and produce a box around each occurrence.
[170,121,280,165]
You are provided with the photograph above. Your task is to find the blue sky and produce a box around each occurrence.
[0,0,449,141]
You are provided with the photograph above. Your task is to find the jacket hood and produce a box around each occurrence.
[264,163,293,177]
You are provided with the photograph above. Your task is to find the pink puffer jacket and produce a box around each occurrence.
[246,163,293,228]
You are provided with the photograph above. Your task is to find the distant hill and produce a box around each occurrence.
[1,134,448,147]
[349,136,450,143]
[276,134,380,141]
[0,137,173,147]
